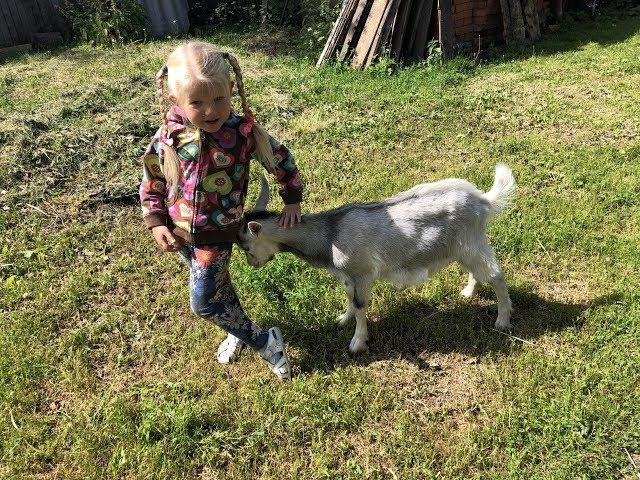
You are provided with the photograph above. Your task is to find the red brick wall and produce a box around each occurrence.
[451,0,503,48]
[449,0,547,49]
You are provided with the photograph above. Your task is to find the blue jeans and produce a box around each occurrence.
[179,242,268,350]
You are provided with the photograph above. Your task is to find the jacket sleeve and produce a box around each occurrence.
[271,137,303,204]
[251,133,303,205]
[139,136,168,229]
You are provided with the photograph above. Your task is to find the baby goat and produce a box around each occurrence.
[237,165,516,354]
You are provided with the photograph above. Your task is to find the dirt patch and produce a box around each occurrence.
[367,352,484,414]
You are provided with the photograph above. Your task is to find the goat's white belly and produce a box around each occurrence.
[384,259,452,286]
[386,268,431,286]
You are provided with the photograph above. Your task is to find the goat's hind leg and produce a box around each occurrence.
[460,272,478,298]
[460,245,512,331]
[337,279,356,328]
[490,272,512,331]
[349,277,372,354]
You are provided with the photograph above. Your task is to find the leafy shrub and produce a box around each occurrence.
[58,0,148,45]
[189,0,340,30]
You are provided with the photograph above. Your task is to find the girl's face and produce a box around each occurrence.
[172,80,233,133]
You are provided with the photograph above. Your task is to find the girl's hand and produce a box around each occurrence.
[152,225,184,252]
[279,203,301,228]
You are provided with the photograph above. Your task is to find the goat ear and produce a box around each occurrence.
[248,221,262,236]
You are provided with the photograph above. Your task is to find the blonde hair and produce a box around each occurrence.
[154,41,275,186]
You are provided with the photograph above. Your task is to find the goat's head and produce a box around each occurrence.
[236,176,280,268]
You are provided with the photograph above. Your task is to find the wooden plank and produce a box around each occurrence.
[316,0,360,66]
[361,0,396,67]
[362,0,398,67]
[401,0,426,60]
[9,2,36,43]
[332,0,362,59]
[6,0,30,45]
[337,0,372,62]
[390,0,413,60]
[409,0,434,60]
[438,0,454,58]
[0,0,20,46]
[376,0,402,60]
[351,0,392,68]
[0,5,13,48]
[32,0,48,31]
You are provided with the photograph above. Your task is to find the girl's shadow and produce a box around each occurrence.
[284,285,620,374]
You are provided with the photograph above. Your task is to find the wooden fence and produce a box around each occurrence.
[0,0,64,49]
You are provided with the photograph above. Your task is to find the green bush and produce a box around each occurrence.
[192,0,340,30]
[58,0,148,46]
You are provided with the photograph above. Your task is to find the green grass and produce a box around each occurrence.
[1,12,639,479]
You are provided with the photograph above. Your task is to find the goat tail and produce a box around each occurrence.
[253,175,270,212]
[483,163,516,216]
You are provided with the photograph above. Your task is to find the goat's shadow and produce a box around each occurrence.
[282,284,620,374]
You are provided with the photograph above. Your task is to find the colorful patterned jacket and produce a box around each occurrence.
[139,106,303,244]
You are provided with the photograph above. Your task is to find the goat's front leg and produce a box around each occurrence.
[337,280,356,328]
[349,278,372,354]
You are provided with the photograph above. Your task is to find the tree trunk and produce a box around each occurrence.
[499,0,514,44]
[521,0,540,41]
[508,0,526,43]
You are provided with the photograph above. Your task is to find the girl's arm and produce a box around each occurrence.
[139,141,169,229]
[264,135,303,227]
[139,144,183,251]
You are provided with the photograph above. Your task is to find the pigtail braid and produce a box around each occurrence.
[225,52,277,170]
[154,64,180,187]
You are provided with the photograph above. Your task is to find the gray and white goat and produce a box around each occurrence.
[237,165,516,353]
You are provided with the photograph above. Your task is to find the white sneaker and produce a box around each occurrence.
[258,327,291,380]
[217,333,245,364]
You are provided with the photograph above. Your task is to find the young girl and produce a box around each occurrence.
[139,41,303,380]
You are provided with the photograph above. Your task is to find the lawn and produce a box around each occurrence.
[1,12,639,480]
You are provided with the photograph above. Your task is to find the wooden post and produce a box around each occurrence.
[438,0,454,59]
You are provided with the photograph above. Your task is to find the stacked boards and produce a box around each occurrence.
[317,0,444,68]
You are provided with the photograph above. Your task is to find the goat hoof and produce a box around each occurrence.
[349,338,369,354]
[337,313,352,328]
[494,319,512,332]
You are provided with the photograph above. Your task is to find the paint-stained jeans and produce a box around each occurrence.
[179,242,268,350]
